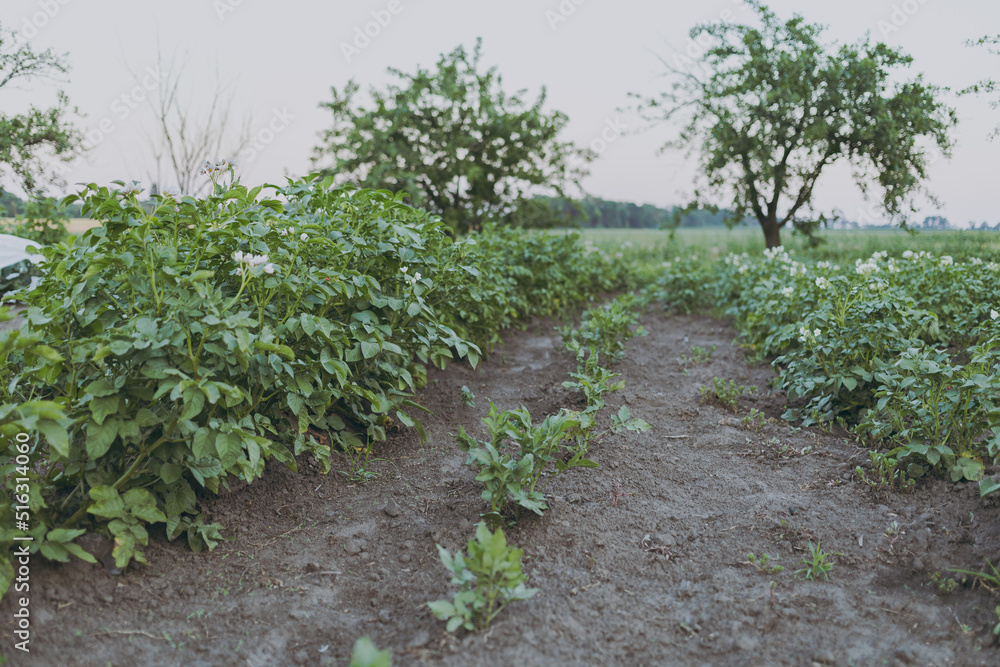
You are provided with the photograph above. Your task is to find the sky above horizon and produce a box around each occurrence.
[2,0,998,226]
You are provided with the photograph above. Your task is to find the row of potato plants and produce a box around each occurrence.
[428,292,651,633]
[0,174,641,596]
[652,248,1000,494]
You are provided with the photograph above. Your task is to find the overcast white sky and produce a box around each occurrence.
[2,0,998,225]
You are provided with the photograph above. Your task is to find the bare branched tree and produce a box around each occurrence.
[127,41,252,195]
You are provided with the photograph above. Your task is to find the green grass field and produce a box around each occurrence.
[562,226,1000,265]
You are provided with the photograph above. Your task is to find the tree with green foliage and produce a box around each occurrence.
[0,23,82,197]
[313,39,592,234]
[634,2,956,248]
[961,35,999,139]
[0,190,25,217]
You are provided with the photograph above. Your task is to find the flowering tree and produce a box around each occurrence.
[634,2,956,248]
[313,39,592,234]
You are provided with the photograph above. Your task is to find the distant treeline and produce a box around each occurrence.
[521,197,1000,231]
[516,196,747,229]
[829,215,1000,232]
[1,191,83,218]
[0,191,27,217]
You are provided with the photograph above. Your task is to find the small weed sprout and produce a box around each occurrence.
[337,431,388,484]
[768,437,811,458]
[461,385,476,408]
[700,377,757,413]
[949,558,1000,592]
[884,521,901,537]
[679,344,716,369]
[745,436,811,461]
[795,541,841,581]
[854,450,915,497]
[746,552,784,574]
[930,572,958,594]
[741,408,768,433]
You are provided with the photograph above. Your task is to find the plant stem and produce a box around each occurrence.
[59,434,170,528]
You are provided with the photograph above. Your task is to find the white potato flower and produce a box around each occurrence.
[120,182,143,196]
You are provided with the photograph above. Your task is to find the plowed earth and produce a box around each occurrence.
[4,312,999,666]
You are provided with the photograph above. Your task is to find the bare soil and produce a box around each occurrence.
[3,312,999,666]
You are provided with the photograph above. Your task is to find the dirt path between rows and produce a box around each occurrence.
[3,312,999,666]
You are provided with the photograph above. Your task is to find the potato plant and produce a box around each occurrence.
[0,174,646,596]
[560,292,648,366]
[653,247,1000,496]
[456,401,648,524]
[562,357,625,417]
[857,343,1000,483]
[560,292,649,419]
[350,637,392,667]
[428,522,537,632]
[454,403,597,522]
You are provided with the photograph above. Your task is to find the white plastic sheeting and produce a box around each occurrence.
[0,234,44,296]
[0,234,42,268]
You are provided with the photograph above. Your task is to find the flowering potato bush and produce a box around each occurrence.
[650,256,712,314]
[856,342,1000,482]
[438,226,634,352]
[0,174,644,594]
[652,247,1000,490]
